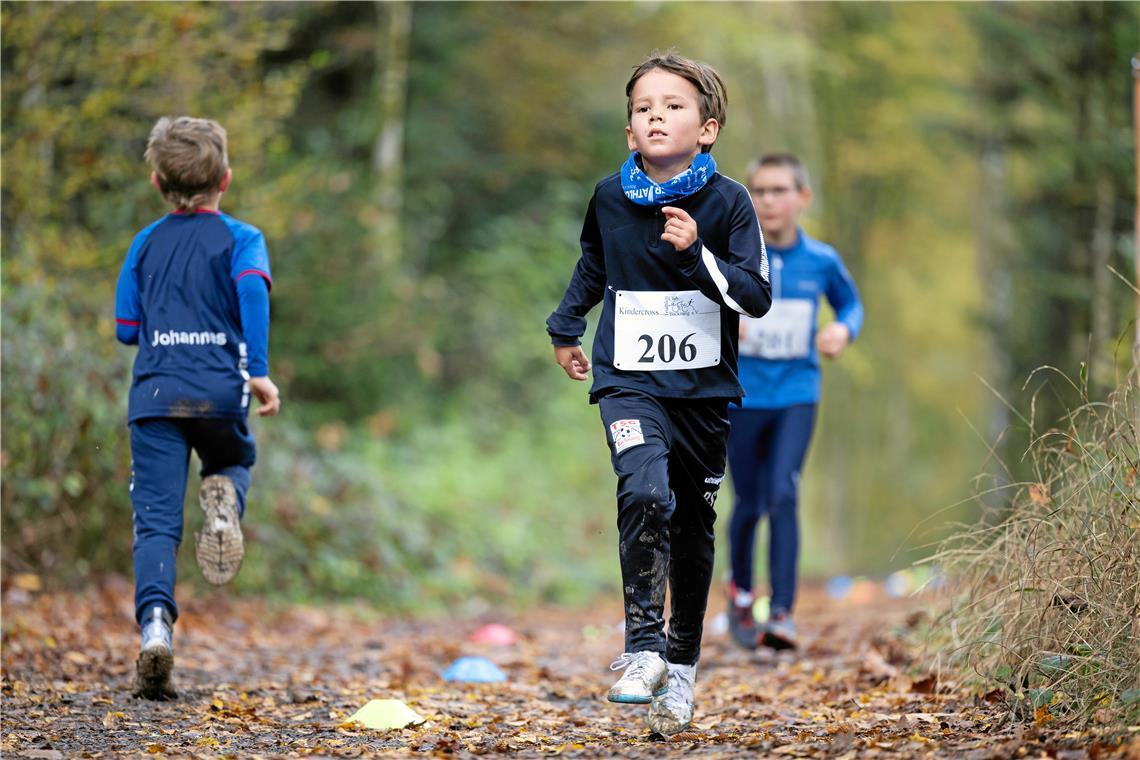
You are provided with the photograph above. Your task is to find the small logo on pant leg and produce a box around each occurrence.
[703,472,724,506]
[610,419,645,454]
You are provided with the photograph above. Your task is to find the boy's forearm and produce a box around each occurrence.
[547,305,592,348]
[236,274,270,376]
[115,254,142,345]
[837,306,863,342]
[835,291,864,341]
[828,267,864,341]
[548,193,607,344]
[547,256,605,344]
[677,239,772,319]
[547,276,603,344]
[548,332,582,348]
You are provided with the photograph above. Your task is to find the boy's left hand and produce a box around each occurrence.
[816,322,850,359]
[661,206,698,252]
[249,376,281,416]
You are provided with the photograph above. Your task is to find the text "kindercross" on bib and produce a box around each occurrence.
[613,290,721,371]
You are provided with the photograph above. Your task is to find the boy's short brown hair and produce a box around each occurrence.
[747,153,811,191]
[625,51,728,153]
[144,117,229,210]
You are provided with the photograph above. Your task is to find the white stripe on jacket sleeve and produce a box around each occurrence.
[757,225,769,283]
[701,245,754,317]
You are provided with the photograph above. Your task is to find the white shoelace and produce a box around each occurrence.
[609,651,659,677]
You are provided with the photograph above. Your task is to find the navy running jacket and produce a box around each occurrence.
[548,171,772,401]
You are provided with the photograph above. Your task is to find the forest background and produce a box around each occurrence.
[2,1,1137,615]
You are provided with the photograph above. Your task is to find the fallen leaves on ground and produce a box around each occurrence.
[2,575,1136,758]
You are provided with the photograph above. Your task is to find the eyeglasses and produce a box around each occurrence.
[750,186,795,198]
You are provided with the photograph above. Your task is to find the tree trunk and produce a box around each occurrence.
[1089,176,1115,394]
[977,136,1013,502]
[1132,56,1140,365]
[372,0,411,268]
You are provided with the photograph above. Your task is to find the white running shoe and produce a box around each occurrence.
[647,662,696,736]
[134,606,176,700]
[607,651,667,704]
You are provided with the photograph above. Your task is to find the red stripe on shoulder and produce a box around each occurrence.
[235,269,273,291]
[116,317,141,326]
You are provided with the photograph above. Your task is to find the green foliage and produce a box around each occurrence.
[0,278,130,574]
[1,2,1136,607]
[226,389,618,613]
[969,2,1139,416]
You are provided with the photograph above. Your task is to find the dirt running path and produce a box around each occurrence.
[1,576,1131,758]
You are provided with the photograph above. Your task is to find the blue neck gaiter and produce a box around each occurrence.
[620,151,716,206]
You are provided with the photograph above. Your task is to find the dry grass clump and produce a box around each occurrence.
[931,371,1139,727]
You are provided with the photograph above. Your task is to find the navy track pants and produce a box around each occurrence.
[725,403,816,614]
[598,388,730,666]
[129,417,255,624]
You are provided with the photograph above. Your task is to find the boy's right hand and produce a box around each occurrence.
[249,376,281,416]
[554,345,591,381]
[661,206,698,252]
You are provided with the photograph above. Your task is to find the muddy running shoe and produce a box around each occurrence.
[647,662,696,736]
[134,606,176,700]
[725,581,757,650]
[607,651,668,704]
[761,610,798,651]
[195,474,244,585]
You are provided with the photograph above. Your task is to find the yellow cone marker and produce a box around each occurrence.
[346,699,425,730]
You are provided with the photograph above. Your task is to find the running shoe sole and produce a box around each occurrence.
[135,646,177,700]
[761,629,797,651]
[607,684,668,704]
[195,475,244,585]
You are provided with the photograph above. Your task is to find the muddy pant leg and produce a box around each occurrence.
[191,419,257,518]
[130,419,191,624]
[665,398,730,666]
[766,404,817,615]
[599,391,674,656]
[726,407,772,594]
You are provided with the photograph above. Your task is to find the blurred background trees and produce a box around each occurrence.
[2,2,1136,611]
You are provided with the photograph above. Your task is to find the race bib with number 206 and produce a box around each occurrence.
[613,290,721,372]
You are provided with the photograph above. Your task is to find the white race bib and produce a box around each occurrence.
[613,290,721,371]
[740,299,813,359]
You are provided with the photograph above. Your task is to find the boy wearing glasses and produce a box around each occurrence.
[725,153,863,650]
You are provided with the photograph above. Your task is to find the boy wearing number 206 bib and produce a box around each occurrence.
[546,51,771,736]
[724,153,863,653]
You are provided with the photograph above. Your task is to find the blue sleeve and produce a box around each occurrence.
[224,218,271,373]
[546,191,607,346]
[114,229,149,345]
[237,275,270,376]
[824,250,863,341]
[230,225,272,290]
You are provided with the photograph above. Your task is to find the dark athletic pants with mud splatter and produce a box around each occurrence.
[597,388,730,666]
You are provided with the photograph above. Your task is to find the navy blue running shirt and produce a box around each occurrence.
[115,210,272,422]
